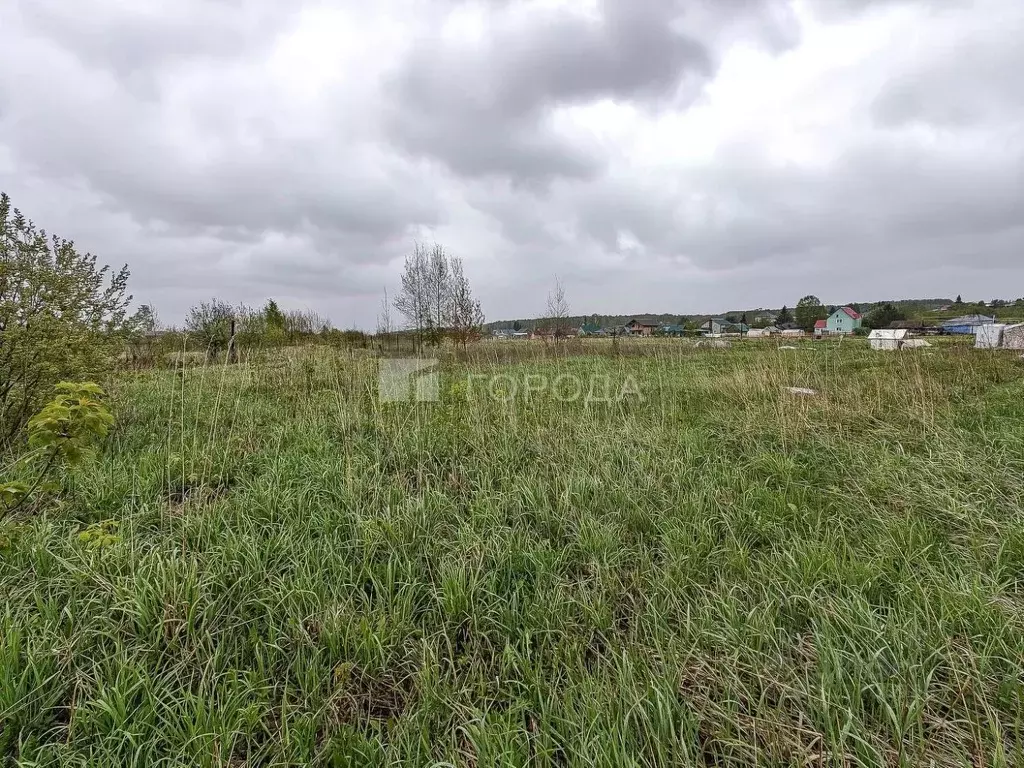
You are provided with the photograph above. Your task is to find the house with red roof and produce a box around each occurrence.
[825,306,863,335]
[814,319,828,336]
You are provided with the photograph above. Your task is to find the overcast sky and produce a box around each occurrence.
[2,0,1022,328]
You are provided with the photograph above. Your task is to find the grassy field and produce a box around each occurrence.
[3,338,1024,766]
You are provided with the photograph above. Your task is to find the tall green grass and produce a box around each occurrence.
[2,340,1023,766]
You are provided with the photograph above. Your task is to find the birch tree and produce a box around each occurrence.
[447,257,485,349]
[376,287,393,336]
[426,244,451,343]
[394,242,485,349]
[393,243,430,349]
[545,275,571,340]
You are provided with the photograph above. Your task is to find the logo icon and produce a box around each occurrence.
[378,358,440,402]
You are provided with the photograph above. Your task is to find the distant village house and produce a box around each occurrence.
[826,306,863,335]
[942,315,995,335]
[492,327,529,340]
[701,318,750,335]
[625,319,660,337]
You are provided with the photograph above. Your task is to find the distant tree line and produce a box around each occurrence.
[478,291,1024,339]
[179,299,369,361]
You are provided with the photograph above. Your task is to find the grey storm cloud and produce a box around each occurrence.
[566,135,1024,274]
[871,20,1024,129]
[0,0,1022,327]
[3,7,438,244]
[2,0,444,307]
[386,0,799,181]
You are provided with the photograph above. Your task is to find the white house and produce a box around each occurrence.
[869,328,908,351]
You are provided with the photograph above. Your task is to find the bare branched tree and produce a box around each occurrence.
[393,243,430,350]
[426,244,451,338]
[283,309,329,341]
[376,287,393,336]
[394,242,485,350]
[546,275,570,340]
[376,287,395,351]
[447,257,485,349]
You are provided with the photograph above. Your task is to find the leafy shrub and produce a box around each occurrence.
[185,299,236,360]
[77,519,120,549]
[0,382,114,515]
[0,193,132,445]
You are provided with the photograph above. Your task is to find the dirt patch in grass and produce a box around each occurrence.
[678,655,831,766]
[165,476,234,510]
[330,663,416,731]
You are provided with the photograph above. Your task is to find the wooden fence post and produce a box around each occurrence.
[229,318,238,363]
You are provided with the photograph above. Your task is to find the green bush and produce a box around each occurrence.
[0,193,132,446]
[185,299,236,360]
[1,382,114,515]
